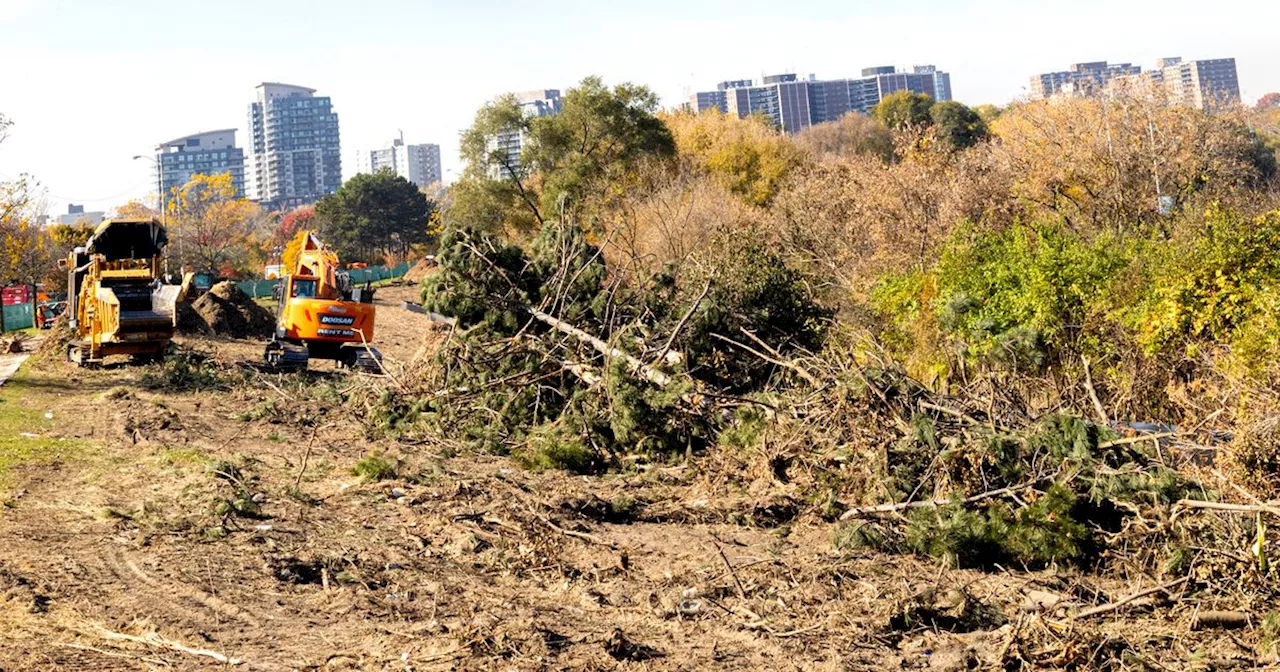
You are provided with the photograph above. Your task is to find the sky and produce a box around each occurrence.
[0,0,1277,216]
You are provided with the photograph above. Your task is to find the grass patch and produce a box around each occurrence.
[156,447,209,468]
[353,453,399,481]
[0,366,86,487]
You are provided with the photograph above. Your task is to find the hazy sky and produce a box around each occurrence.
[1,0,1277,215]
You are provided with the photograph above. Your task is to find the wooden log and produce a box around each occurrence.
[1191,610,1251,630]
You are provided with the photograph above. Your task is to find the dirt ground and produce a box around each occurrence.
[0,283,1269,670]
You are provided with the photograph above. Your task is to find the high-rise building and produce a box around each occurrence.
[1029,61,1142,99]
[354,135,442,188]
[1145,57,1241,110]
[688,80,753,114]
[691,66,952,134]
[490,89,562,177]
[247,83,342,210]
[1029,58,1240,109]
[153,129,246,198]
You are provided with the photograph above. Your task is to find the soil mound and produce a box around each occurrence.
[404,257,438,283]
[186,281,275,338]
[35,313,73,357]
[176,300,213,336]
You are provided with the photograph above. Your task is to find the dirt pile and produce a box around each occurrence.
[403,257,437,283]
[175,300,212,336]
[183,281,275,338]
[34,313,73,357]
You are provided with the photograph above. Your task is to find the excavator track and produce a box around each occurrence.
[66,342,99,369]
[341,344,384,374]
[264,339,309,370]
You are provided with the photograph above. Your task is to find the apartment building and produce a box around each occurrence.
[355,135,442,188]
[1029,61,1142,99]
[490,89,562,176]
[692,66,952,134]
[153,129,246,198]
[1146,57,1241,110]
[247,83,342,210]
[1030,57,1240,110]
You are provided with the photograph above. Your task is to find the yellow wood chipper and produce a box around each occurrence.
[60,218,190,367]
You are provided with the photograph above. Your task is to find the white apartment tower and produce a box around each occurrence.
[354,135,442,188]
[489,89,562,177]
[247,82,342,210]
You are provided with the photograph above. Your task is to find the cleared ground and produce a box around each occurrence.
[0,284,1265,670]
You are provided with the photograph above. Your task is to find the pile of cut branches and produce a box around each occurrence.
[362,218,829,471]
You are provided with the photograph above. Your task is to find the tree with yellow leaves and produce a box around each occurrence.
[0,113,56,287]
[662,109,808,207]
[113,200,159,220]
[166,173,265,276]
[991,88,1261,231]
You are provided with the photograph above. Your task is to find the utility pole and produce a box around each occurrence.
[134,153,178,278]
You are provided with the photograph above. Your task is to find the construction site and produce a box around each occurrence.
[3,38,1280,667]
[0,211,1278,672]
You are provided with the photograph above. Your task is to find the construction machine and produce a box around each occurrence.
[264,231,381,372]
[60,218,189,366]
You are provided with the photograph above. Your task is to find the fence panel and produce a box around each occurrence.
[232,262,411,300]
[237,279,278,299]
[2,303,33,331]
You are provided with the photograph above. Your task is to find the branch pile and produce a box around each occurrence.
[368,219,1280,597]
[364,219,828,471]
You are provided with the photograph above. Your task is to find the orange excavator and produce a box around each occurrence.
[264,231,382,372]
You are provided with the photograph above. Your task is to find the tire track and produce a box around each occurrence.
[102,548,263,630]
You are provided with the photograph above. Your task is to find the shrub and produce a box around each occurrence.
[518,424,596,473]
[1138,208,1280,352]
[932,221,1133,366]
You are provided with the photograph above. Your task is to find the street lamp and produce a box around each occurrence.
[133,154,180,277]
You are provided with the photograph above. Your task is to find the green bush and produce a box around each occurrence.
[1138,208,1280,352]
[933,221,1133,366]
[518,424,597,473]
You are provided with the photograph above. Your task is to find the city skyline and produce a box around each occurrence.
[1,0,1276,214]
[1029,57,1242,109]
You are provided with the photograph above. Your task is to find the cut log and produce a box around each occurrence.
[1191,610,1251,630]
